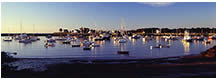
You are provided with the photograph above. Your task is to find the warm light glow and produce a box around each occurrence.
[181,40,190,55]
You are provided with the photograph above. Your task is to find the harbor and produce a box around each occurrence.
[1,2,216,78]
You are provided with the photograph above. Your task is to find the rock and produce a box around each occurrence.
[200,45,216,58]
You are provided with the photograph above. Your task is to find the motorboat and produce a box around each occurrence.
[3,37,12,42]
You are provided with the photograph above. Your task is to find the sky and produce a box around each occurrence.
[1,2,216,33]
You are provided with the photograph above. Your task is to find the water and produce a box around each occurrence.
[1,36,216,59]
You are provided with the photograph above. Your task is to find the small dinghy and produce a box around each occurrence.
[117,51,129,54]
[72,44,81,47]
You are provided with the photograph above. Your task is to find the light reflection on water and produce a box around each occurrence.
[1,36,216,58]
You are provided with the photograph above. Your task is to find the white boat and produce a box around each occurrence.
[91,43,100,47]
[3,37,12,42]
[183,30,192,42]
[102,33,110,40]
[119,38,127,43]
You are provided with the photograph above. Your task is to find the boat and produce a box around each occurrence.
[208,35,216,39]
[71,44,81,47]
[19,39,32,43]
[62,40,71,44]
[144,36,153,40]
[82,40,92,46]
[183,30,193,42]
[44,42,55,47]
[193,35,204,41]
[15,33,28,40]
[46,35,52,38]
[3,37,12,42]
[203,40,211,44]
[83,45,91,50]
[30,36,40,41]
[153,44,163,48]
[83,47,91,50]
[55,37,67,40]
[91,43,100,47]
[119,38,127,43]
[117,51,129,54]
[102,33,111,40]
[46,39,56,43]
[94,36,104,41]
[132,34,141,39]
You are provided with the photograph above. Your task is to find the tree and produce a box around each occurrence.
[64,29,69,33]
[59,28,63,32]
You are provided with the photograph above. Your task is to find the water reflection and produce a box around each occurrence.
[181,40,190,55]
[1,36,216,58]
[132,39,136,46]
[142,38,147,44]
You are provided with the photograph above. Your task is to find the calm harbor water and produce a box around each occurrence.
[1,36,216,59]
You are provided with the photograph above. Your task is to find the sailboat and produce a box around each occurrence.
[3,4,12,42]
[3,27,12,42]
[18,21,32,43]
[30,24,40,41]
[183,30,192,42]
[118,17,127,43]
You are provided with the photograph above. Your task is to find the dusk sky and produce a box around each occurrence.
[1,2,216,33]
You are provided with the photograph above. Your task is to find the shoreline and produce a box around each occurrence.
[2,54,216,78]
[1,46,216,78]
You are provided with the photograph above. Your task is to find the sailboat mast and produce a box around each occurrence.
[20,21,22,35]
[33,24,35,36]
[121,17,124,35]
